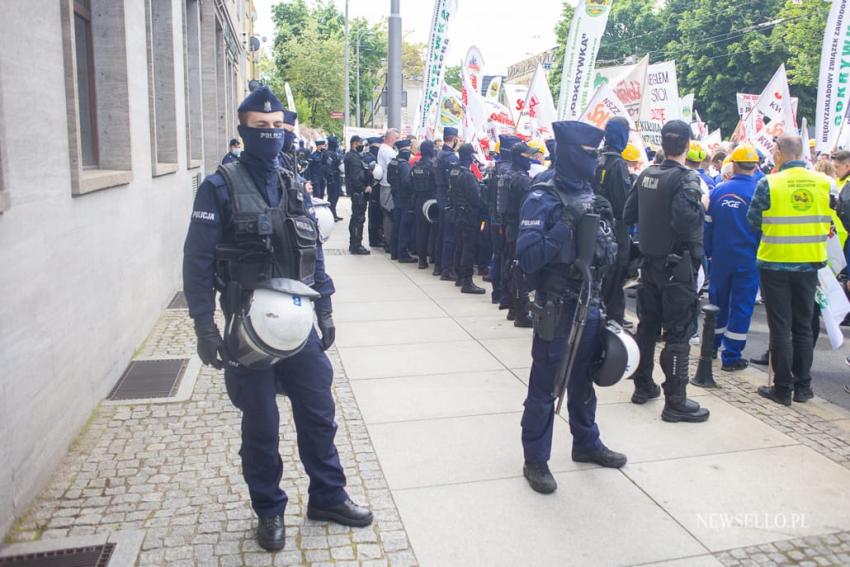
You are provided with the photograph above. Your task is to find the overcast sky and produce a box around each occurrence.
[252,0,574,75]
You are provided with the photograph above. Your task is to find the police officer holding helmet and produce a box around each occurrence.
[448,143,487,294]
[623,120,710,423]
[411,140,438,269]
[183,87,372,553]
[518,121,629,495]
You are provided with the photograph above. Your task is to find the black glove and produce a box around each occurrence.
[194,322,225,369]
[317,311,336,351]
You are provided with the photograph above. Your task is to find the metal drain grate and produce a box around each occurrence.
[107,359,188,401]
[0,543,115,567]
[167,291,188,309]
[323,248,350,255]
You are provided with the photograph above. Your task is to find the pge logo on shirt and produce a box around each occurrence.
[721,199,741,209]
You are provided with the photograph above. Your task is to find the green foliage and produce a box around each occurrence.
[550,0,823,136]
[443,64,462,91]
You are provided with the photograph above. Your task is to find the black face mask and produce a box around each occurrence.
[238,125,286,168]
[282,130,296,153]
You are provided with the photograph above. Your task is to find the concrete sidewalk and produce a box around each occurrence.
[326,205,850,566]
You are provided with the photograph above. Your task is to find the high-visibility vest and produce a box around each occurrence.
[757,166,832,264]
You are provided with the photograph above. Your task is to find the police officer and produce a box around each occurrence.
[502,142,536,327]
[364,137,385,248]
[386,139,416,263]
[518,121,627,494]
[448,143,486,294]
[594,117,633,330]
[222,138,242,164]
[704,144,761,372]
[623,120,710,422]
[435,127,460,279]
[307,140,327,199]
[323,136,344,221]
[278,110,300,174]
[411,140,437,269]
[344,135,370,255]
[183,87,372,552]
[489,135,520,304]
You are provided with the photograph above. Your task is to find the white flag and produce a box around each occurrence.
[517,63,558,140]
[816,0,850,152]
[681,93,695,124]
[801,117,812,163]
[462,47,487,137]
[418,0,458,138]
[755,64,796,131]
[556,0,613,120]
[609,55,648,123]
[485,76,502,100]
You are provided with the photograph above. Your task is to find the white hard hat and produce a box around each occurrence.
[227,280,317,369]
[310,198,335,243]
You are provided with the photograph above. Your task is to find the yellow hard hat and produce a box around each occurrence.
[494,140,501,154]
[730,144,759,163]
[687,142,707,163]
[527,139,545,156]
[722,156,733,167]
[808,139,817,149]
[622,144,640,162]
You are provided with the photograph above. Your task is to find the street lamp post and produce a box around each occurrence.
[387,0,401,129]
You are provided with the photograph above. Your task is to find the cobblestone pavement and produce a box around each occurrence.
[715,531,850,567]
[7,306,417,567]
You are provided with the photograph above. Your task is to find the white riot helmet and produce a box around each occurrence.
[422,198,440,224]
[338,160,345,174]
[371,162,383,181]
[591,321,640,387]
[310,198,335,243]
[227,279,319,369]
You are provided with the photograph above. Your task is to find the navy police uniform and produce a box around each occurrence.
[489,135,519,304]
[435,127,459,277]
[411,141,437,268]
[388,140,415,262]
[365,139,385,247]
[307,141,327,199]
[344,135,370,253]
[518,122,625,490]
[323,136,343,220]
[183,88,352,523]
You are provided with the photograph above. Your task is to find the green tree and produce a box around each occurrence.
[665,0,788,135]
[278,19,344,136]
[443,64,462,91]
[548,1,576,103]
[596,0,664,65]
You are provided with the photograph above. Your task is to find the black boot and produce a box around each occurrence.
[418,258,429,269]
[794,384,814,403]
[307,498,373,527]
[454,276,463,287]
[660,346,710,423]
[514,312,533,328]
[461,277,486,294]
[757,385,792,406]
[432,264,442,277]
[571,443,627,468]
[256,514,285,552]
[398,254,417,264]
[523,462,557,494]
[631,379,661,404]
[750,350,769,366]
[506,308,517,321]
[349,245,371,255]
[440,269,458,282]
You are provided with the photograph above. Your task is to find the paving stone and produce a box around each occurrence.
[4,305,415,565]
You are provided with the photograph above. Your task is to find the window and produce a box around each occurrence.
[74,0,98,168]
[146,0,178,175]
[62,0,133,195]
[183,0,203,167]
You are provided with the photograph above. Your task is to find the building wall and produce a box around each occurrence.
[0,0,245,537]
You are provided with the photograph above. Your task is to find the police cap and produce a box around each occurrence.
[237,86,285,114]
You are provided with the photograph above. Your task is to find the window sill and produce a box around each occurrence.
[153,162,179,177]
[76,169,133,196]
[188,159,202,170]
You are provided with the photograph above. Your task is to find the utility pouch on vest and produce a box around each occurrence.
[666,251,694,284]
[269,213,317,287]
[233,212,273,239]
[216,243,271,290]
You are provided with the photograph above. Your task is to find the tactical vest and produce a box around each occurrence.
[387,157,402,190]
[636,163,691,257]
[495,167,513,215]
[447,165,469,210]
[758,167,832,264]
[534,180,617,293]
[411,161,435,194]
[215,161,318,290]
[506,169,530,218]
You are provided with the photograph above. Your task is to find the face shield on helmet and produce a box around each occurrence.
[310,198,335,243]
[226,279,320,370]
[591,321,640,387]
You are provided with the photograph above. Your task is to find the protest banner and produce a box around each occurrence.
[556,0,613,119]
[815,0,850,152]
[638,60,681,147]
[418,0,458,138]
[681,93,694,124]
[516,63,558,140]
[579,83,649,169]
